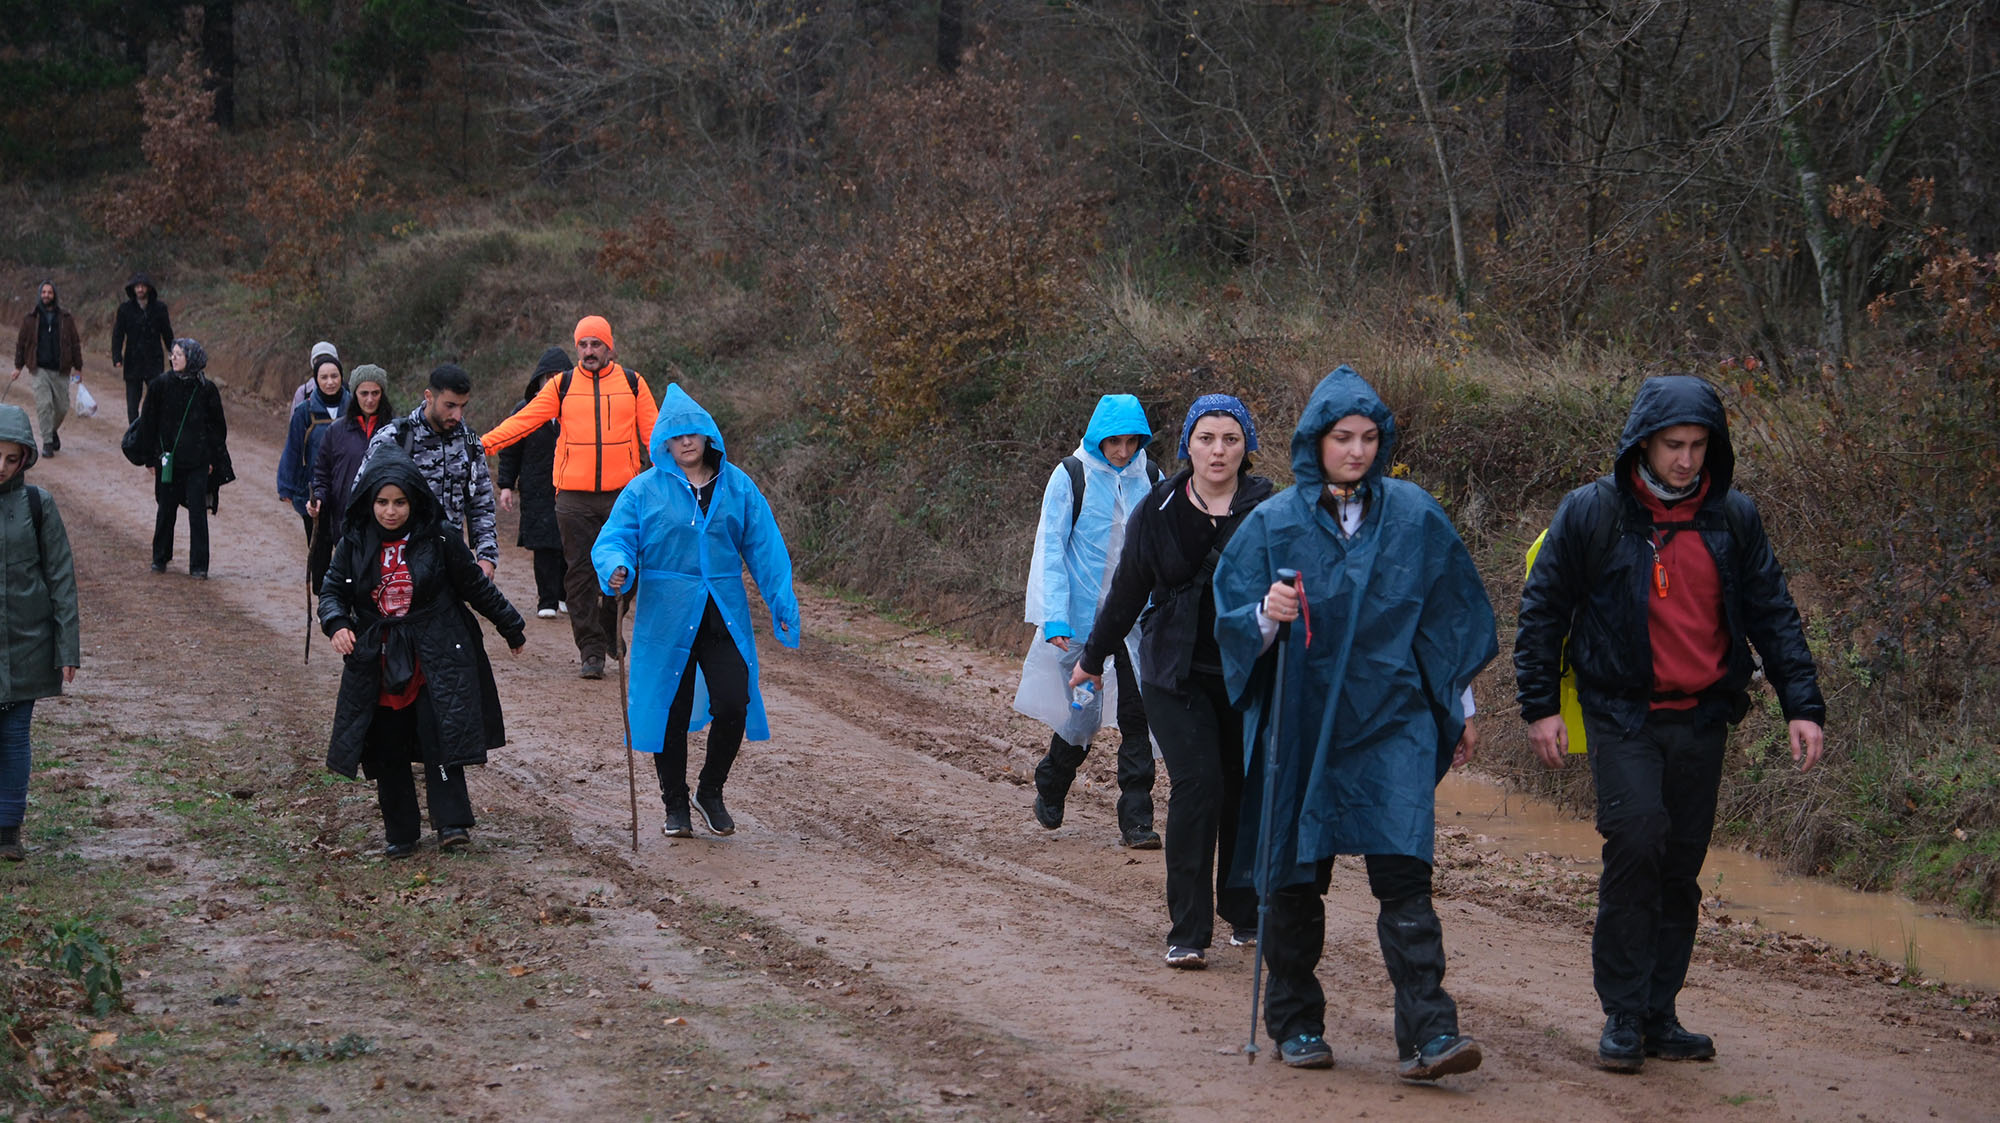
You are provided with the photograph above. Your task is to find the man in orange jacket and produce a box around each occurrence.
[484,316,659,678]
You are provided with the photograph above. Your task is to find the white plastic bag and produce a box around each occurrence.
[1012,628,1120,746]
[72,376,98,418]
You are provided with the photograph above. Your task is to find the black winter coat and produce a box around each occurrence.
[1082,468,1275,690]
[110,275,174,382]
[136,369,234,505]
[495,396,561,550]
[320,452,527,778]
[1515,375,1824,736]
[310,415,380,547]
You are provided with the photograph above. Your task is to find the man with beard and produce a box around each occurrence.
[110,273,175,423]
[12,281,83,456]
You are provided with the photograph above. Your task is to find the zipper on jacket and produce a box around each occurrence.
[592,372,603,492]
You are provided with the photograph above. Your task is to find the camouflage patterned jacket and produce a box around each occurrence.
[356,406,499,565]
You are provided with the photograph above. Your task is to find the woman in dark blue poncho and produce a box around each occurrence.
[1213,366,1497,1079]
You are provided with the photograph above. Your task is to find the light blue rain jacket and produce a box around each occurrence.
[592,384,801,753]
[1022,394,1156,638]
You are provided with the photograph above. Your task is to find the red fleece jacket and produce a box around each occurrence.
[1634,469,1729,709]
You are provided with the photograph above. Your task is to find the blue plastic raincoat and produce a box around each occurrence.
[1214,367,1497,891]
[1014,394,1156,740]
[592,385,801,754]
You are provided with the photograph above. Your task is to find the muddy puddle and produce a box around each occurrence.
[1438,771,2000,991]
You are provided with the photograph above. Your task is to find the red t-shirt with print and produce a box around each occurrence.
[374,536,425,710]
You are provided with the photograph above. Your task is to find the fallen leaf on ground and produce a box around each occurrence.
[663,1016,688,1026]
[89,1031,118,1049]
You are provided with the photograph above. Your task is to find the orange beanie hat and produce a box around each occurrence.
[574,315,615,351]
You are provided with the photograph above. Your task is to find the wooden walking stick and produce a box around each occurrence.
[610,594,638,852]
[304,510,324,665]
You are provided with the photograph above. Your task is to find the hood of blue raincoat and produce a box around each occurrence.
[1081,394,1151,466]
[650,383,725,478]
[1613,374,1735,497]
[1290,366,1397,490]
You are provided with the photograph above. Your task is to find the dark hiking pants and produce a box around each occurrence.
[1262,854,1459,1056]
[1586,709,1727,1023]
[1143,671,1257,950]
[365,699,474,845]
[152,467,210,574]
[124,376,146,425]
[532,547,567,612]
[1033,648,1155,832]
[654,597,752,806]
[555,488,622,663]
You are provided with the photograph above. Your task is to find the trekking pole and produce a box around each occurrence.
[1244,568,1299,1064]
[304,510,323,665]
[609,593,638,853]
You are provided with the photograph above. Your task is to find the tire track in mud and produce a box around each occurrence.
[35,395,2000,1123]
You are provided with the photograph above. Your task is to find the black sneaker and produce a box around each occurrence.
[1279,1033,1334,1069]
[384,839,419,860]
[1644,1016,1715,1061]
[1598,1014,1645,1073]
[150,562,166,574]
[438,827,470,851]
[1399,1033,1482,1080]
[1119,825,1162,849]
[579,657,605,680]
[1228,926,1258,948]
[44,433,57,453]
[1163,945,1206,969]
[661,806,693,838]
[694,791,735,836]
[1033,793,1063,830]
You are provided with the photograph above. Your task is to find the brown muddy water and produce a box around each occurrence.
[1436,771,2000,991]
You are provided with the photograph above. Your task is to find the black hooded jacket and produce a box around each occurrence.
[1515,375,1824,735]
[1081,467,1276,690]
[494,347,568,551]
[319,450,527,778]
[136,340,234,503]
[111,273,174,381]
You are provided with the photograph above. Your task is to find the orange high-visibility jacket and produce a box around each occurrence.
[482,362,659,493]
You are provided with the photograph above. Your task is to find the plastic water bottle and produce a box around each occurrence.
[1070,679,1098,711]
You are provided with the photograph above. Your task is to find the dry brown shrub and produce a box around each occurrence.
[829,67,1101,441]
[240,133,377,304]
[596,207,680,293]
[90,38,230,246]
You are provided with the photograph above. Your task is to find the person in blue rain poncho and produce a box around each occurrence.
[594,385,800,839]
[1014,393,1161,848]
[1213,366,1497,1079]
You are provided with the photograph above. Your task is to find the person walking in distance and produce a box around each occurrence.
[11,281,82,457]
[481,317,657,678]
[0,403,80,862]
[1015,393,1160,848]
[1213,367,1495,1079]
[136,339,233,578]
[596,385,798,839]
[320,449,526,858]
[310,366,394,595]
[357,364,500,580]
[110,272,174,423]
[1515,373,1825,1073]
[278,348,350,542]
[495,348,571,620]
[1069,394,1273,969]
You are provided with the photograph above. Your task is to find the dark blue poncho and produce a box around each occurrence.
[1214,367,1497,891]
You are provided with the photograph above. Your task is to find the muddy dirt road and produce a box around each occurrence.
[18,397,1999,1122]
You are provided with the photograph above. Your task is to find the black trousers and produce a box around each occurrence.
[654,598,751,806]
[1586,710,1727,1021]
[364,698,474,845]
[531,547,567,611]
[1262,854,1458,1056]
[124,375,147,424]
[555,489,620,661]
[1143,671,1258,949]
[1033,647,1154,831]
[152,466,210,574]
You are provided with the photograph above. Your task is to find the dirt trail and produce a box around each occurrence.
[25,394,1999,1122]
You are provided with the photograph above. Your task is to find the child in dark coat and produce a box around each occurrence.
[319,450,526,857]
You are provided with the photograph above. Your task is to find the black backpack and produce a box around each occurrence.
[1060,454,1162,533]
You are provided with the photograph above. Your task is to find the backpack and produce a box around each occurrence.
[1060,454,1162,533]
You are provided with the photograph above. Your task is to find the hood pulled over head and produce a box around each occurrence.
[650,383,725,476]
[125,272,157,301]
[1082,394,1151,466]
[0,404,39,475]
[345,447,439,533]
[528,346,572,398]
[1290,365,1397,490]
[1613,374,1734,496]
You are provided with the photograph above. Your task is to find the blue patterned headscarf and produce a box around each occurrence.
[1177,393,1259,459]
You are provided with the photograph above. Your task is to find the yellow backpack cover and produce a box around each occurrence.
[1524,529,1588,754]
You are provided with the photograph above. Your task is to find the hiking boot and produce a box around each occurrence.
[579,656,605,680]
[1032,794,1063,830]
[694,791,735,836]
[0,826,23,862]
[1163,945,1206,970]
[1119,825,1162,850]
[1644,1017,1716,1061]
[1598,1014,1645,1073]
[1399,1033,1482,1081]
[150,562,166,574]
[1228,926,1258,948]
[44,433,57,453]
[438,827,470,851]
[1278,1033,1334,1069]
[384,839,419,860]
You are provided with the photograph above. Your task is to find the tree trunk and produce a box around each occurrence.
[938,0,964,73]
[1770,0,1845,365]
[1393,0,1470,307]
[202,0,235,128]
[1499,0,1571,244]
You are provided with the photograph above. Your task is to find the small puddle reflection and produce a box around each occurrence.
[1436,771,2000,992]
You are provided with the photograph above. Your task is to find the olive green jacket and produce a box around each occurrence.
[0,449,79,702]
